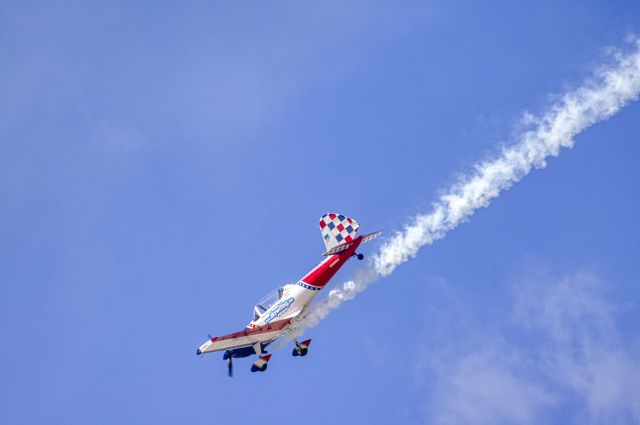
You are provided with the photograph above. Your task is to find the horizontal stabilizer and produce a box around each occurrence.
[361,230,382,243]
[322,230,382,256]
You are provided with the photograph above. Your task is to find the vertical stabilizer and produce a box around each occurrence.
[319,213,359,251]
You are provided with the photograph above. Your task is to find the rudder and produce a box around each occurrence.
[319,213,359,251]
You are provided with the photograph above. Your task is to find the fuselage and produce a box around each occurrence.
[247,236,363,329]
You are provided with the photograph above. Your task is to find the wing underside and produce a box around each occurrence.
[199,318,292,354]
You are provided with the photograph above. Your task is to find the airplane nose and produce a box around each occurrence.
[196,348,202,356]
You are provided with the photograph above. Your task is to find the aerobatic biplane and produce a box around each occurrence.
[196,213,381,376]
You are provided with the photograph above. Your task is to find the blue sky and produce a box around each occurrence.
[1,1,639,424]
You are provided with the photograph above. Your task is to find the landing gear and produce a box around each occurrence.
[250,342,271,373]
[251,361,268,372]
[356,253,364,260]
[292,346,308,356]
[250,354,272,373]
[292,339,312,357]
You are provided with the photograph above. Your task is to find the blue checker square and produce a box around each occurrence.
[346,225,353,233]
[328,222,335,230]
[336,234,343,242]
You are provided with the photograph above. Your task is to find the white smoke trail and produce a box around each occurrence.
[293,38,640,335]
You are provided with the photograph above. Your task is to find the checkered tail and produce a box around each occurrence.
[318,213,360,251]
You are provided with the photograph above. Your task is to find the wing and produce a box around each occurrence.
[198,318,292,354]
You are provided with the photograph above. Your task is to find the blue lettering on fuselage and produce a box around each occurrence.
[264,297,294,324]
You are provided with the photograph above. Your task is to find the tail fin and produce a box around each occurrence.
[319,213,359,251]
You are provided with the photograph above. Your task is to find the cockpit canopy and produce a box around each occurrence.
[252,286,285,321]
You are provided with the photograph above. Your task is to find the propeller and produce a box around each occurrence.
[227,356,233,377]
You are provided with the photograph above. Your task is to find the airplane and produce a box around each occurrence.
[196,213,381,376]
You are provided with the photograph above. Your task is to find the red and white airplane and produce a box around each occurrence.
[196,213,381,376]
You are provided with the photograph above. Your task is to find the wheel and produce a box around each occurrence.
[357,253,364,260]
[251,361,269,372]
[300,348,308,357]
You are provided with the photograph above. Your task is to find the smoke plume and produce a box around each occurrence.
[294,38,640,334]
